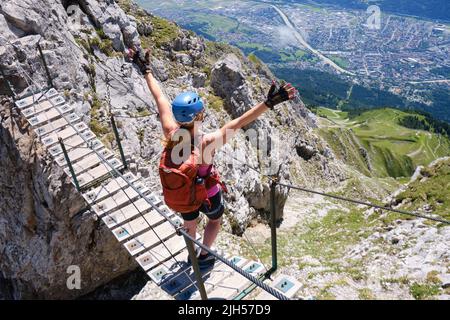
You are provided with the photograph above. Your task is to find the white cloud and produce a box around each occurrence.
[275,26,305,48]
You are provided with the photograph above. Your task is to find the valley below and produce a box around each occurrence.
[137,0,450,122]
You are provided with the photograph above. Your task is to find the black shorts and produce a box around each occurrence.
[181,189,225,221]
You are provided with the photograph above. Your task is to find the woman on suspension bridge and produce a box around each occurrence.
[129,48,296,268]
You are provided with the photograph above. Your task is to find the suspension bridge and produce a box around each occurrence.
[9,84,300,300]
[1,37,448,300]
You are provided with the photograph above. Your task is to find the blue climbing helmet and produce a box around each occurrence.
[171,91,204,123]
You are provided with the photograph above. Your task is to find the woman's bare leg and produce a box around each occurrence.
[183,219,197,240]
[201,217,222,255]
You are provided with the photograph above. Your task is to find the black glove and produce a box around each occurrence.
[264,81,295,109]
[130,48,152,75]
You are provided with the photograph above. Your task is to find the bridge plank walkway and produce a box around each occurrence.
[15,88,301,300]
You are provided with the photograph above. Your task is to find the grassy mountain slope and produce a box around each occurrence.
[395,157,450,221]
[315,108,450,178]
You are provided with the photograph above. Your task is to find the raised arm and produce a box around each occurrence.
[143,72,178,138]
[129,48,178,138]
[207,82,296,147]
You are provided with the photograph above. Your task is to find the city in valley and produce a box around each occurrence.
[139,0,450,121]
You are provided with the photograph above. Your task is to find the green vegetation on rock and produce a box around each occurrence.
[137,128,145,143]
[206,94,224,112]
[410,282,441,300]
[395,158,450,221]
[241,207,377,278]
[149,16,179,47]
[75,30,115,57]
[89,93,111,137]
[358,288,376,300]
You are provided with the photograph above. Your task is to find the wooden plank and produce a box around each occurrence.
[35,117,69,137]
[203,267,235,291]
[112,212,180,242]
[55,145,93,167]
[147,250,189,285]
[50,128,98,155]
[72,147,113,167]
[50,137,103,159]
[167,261,234,300]
[29,108,62,126]
[93,184,148,215]
[123,221,177,256]
[48,134,86,157]
[207,286,241,300]
[177,269,233,300]
[148,240,228,293]
[112,210,175,242]
[22,96,66,118]
[15,88,58,109]
[22,100,54,118]
[16,94,44,109]
[175,284,203,300]
[159,266,197,296]
[76,157,123,188]
[101,197,164,229]
[136,234,199,271]
[62,133,89,149]
[111,211,161,242]
[28,104,73,127]
[172,263,233,300]
[83,172,138,204]
[207,272,251,300]
[41,126,77,147]
[215,272,251,294]
[41,121,90,149]
[63,150,113,176]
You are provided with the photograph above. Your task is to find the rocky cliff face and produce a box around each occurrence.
[0,99,137,299]
[0,0,347,299]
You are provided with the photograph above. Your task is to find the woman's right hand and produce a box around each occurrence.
[128,47,152,75]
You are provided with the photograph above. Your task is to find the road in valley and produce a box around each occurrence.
[271,5,356,76]
[408,79,450,84]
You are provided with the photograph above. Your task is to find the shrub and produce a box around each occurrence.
[410,282,441,300]
[90,119,110,136]
[89,36,101,48]
[150,16,179,47]
[207,94,224,111]
[137,128,145,143]
[96,28,108,40]
[98,38,114,57]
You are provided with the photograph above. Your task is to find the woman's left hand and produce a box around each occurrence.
[264,81,298,109]
[128,47,152,75]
